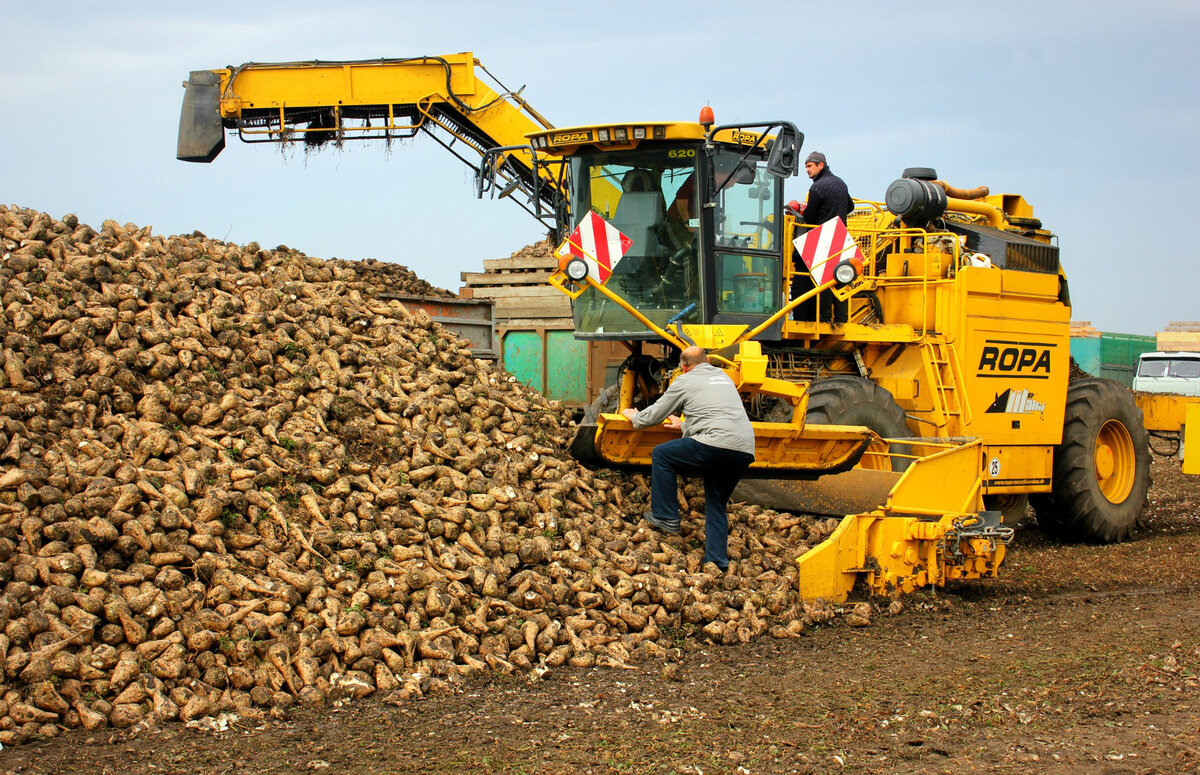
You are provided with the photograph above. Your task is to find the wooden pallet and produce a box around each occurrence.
[461,269,552,286]
[480,254,558,272]
[460,244,571,320]
[1156,322,1200,351]
[1070,320,1100,338]
[1156,331,1200,352]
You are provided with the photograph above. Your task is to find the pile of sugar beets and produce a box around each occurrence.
[0,205,867,744]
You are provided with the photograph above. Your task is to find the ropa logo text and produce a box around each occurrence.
[978,345,1051,375]
[731,130,762,145]
[551,131,592,144]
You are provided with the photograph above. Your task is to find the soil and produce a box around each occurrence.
[4,458,1198,775]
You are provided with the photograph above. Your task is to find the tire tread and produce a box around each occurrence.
[1031,378,1151,543]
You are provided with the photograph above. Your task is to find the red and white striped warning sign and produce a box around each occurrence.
[793,217,863,284]
[555,211,633,284]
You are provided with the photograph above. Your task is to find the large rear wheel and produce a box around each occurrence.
[1031,378,1151,543]
[806,376,912,472]
[983,493,1030,526]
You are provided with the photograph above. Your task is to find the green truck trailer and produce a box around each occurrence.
[1070,331,1157,387]
[382,293,615,408]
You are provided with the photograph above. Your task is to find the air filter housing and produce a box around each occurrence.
[885,172,947,227]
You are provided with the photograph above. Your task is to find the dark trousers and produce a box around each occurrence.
[650,438,754,569]
[789,273,846,323]
[823,294,848,324]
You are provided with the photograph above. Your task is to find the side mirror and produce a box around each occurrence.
[766,124,804,178]
[713,158,759,191]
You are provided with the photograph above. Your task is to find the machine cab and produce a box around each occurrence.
[529,119,802,342]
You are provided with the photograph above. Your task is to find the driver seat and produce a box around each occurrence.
[611,171,666,260]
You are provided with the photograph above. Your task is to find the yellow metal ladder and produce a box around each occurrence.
[924,340,971,436]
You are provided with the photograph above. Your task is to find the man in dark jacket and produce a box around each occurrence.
[793,151,854,324]
[800,151,853,226]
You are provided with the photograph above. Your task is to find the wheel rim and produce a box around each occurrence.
[860,438,894,471]
[1094,419,1136,503]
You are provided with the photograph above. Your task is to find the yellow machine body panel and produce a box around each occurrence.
[569,340,877,478]
[956,270,1070,493]
[796,440,1008,603]
[214,55,486,114]
[528,123,776,156]
[1187,404,1200,475]
[586,414,873,476]
[1135,392,1200,433]
[205,54,553,148]
[1135,393,1200,476]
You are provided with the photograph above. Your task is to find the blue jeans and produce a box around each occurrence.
[650,437,754,569]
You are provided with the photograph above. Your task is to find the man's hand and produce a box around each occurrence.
[666,415,683,431]
[621,408,638,421]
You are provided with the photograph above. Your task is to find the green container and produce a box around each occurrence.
[501,329,589,404]
[1070,332,1156,387]
[1070,337,1101,376]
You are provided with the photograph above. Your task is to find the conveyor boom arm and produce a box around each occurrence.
[178,52,563,224]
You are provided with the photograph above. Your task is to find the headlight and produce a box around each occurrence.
[565,258,590,282]
[598,129,610,142]
[632,127,646,140]
[614,128,628,141]
[834,261,858,285]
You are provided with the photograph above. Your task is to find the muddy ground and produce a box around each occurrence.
[3,458,1198,775]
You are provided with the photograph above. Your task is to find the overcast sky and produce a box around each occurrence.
[3,1,1197,335]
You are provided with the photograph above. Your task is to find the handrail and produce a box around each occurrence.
[782,217,964,336]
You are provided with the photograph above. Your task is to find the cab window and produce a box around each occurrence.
[567,147,702,335]
[713,156,778,250]
[715,253,780,315]
[1172,359,1200,378]
[1138,359,1169,378]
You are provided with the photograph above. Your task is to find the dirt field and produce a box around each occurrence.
[3,458,1197,775]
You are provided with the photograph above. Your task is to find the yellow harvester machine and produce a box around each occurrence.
[178,54,1152,602]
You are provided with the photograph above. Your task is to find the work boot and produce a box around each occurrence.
[642,511,680,535]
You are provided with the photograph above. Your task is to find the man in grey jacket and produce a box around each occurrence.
[621,346,756,571]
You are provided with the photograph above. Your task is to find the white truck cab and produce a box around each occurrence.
[1134,351,1200,396]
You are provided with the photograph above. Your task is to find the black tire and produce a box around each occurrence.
[806,376,912,472]
[753,395,796,423]
[1030,378,1151,543]
[983,493,1030,526]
